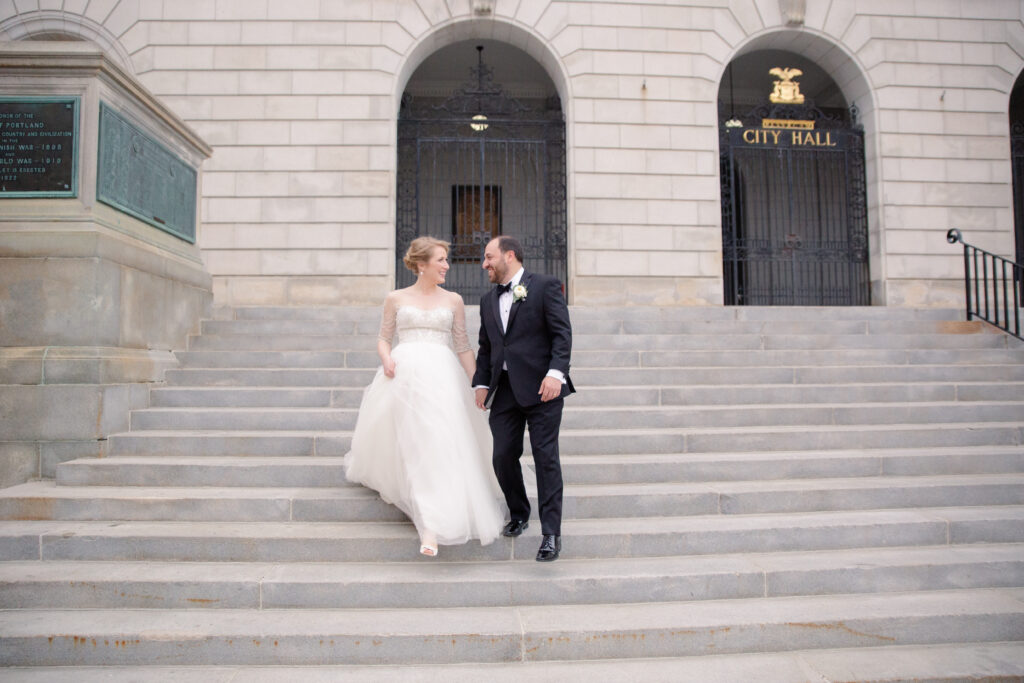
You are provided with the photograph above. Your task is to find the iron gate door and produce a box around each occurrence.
[720,115,869,306]
[396,50,567,303]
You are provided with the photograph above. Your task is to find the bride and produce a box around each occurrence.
[344,236,505,556]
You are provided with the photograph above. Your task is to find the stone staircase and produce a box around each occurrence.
[2,305,1024,679]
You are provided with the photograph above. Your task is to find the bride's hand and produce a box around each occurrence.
[382,357,396,378]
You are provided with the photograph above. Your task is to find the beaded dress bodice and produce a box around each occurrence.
[379,304,471,353]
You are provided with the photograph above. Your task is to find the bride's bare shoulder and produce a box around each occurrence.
[384,287,415,305]
[442,288,464,308]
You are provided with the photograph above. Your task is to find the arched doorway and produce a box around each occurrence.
[718,50,869,306]
[1010,71,1024,267]
[396,40,567,302]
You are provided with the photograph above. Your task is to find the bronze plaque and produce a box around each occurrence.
[0,98,78,197]
[97,103,198,243]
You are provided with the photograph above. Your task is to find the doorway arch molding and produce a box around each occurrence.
[393,17,573,119]
[0,9,134,73]
[389,16,575,298]
[715,28,884,303]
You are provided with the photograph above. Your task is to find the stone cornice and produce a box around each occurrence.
[0,41,212,158]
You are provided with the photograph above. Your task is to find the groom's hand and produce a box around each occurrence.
[475,387,488,410]
[539,376,561,402]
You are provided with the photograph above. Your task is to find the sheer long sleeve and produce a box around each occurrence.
[451,299,471,354]
[378,294,397,346]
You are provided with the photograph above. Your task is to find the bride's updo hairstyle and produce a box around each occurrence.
[403,236,450,275]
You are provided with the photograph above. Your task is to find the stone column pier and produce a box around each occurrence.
[0,43,212,487]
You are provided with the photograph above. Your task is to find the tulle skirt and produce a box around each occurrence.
[343,341,505,546]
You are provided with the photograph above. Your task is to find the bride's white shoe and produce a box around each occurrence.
[419,533,438,557]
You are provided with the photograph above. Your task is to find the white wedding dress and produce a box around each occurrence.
[344,303,505,547]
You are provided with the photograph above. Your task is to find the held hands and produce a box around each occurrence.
[382,357,396,378]
[475,387,488,410]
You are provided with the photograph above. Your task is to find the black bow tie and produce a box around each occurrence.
[496,282,512,294]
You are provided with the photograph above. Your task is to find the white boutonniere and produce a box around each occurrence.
[512,284,528,302]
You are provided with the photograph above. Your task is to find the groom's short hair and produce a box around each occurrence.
[497,236,524,264]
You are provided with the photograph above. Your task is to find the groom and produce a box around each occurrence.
[473,236,574,562]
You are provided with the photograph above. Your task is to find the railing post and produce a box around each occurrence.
[948,229,971,321]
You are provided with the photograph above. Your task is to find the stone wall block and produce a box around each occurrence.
[0,258,119,348]
[0,385,123,441]
[0,443,39,489]
[188,21,243,45]
[0,349,45,385]
[572,275,721,306]
[35,348,176,385]
[104,0,141,37]
[240,22,294,46]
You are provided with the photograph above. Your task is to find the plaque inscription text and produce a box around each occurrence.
[0,98,78,196]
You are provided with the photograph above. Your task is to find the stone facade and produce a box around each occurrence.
[0,0,1021,310]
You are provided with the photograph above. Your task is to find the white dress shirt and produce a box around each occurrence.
[498,267,524,332]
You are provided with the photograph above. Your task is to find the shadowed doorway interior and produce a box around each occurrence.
[397,41,567,302]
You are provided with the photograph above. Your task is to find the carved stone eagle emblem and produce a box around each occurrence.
[769,67,805,104]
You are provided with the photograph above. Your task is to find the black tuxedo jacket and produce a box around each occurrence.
[473,270,574,408]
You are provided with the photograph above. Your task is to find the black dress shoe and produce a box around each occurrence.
[536,534,560,562]
[502,519,529,537]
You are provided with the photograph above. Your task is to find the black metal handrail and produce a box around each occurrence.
[946,229,1023,341]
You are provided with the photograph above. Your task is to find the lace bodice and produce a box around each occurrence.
[378,302,471,354]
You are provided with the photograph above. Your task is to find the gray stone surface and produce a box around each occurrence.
[6,545,1020,611]
[516,588,1024,661]
[3,304,1023,673]
[0,385,134,440]
[39,440,104,479]
[0,443,38,489]
[1,589,1021,666]
[0,258,121,348]
[2,642,1022,681]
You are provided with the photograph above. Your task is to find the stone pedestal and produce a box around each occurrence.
[0,43,212,486]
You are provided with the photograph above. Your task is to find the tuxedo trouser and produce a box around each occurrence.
[489,371,564,536]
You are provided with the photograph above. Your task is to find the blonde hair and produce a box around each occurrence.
[403,236,450,274]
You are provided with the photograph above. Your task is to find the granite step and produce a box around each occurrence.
[187,334,379,351]
[161,363,1024,388]
[1,588,1021,665]
[146,382,1024,410]
[130,407,359,432]
[5,475,1022,521]
[1,544,1021,609]
[125,402,1024,432]
[3,506,1021,562]
[3,642,1023,682]
[198,316,997,339]
[220,307,962,323]
[170,348,1024,370]
[224,305,962,322]
[106,422,1024,457]
[149,386,360,408]
[55,447,1024,487]
[184,327,1011,352]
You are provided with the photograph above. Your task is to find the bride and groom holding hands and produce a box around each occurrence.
[344,235,574,562]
